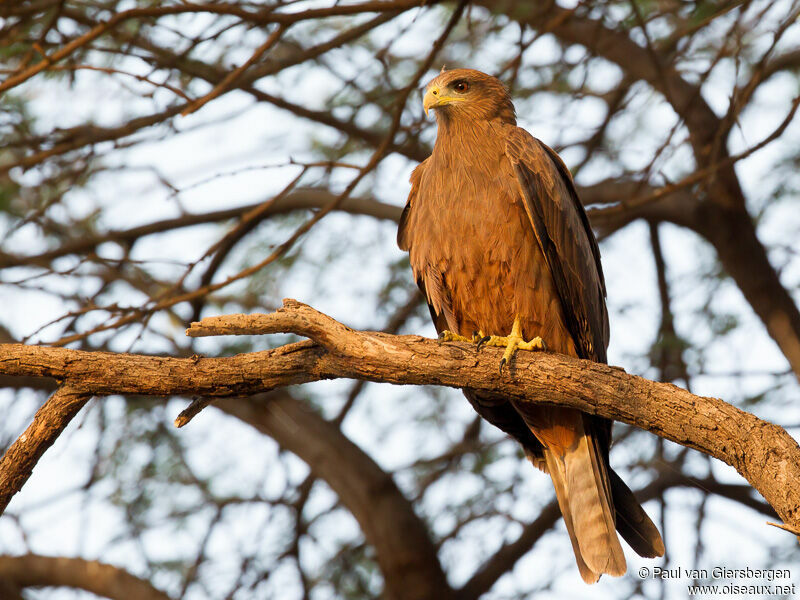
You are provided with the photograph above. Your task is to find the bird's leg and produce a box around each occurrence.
[477,316,546,372]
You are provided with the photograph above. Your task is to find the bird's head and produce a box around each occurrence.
[422,68,516,125]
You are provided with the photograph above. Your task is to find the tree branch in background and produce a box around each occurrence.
[0,189,402,269]
[220,392,455,600]
[0,554,172,600]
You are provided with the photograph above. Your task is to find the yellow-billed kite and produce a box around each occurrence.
[398,68,664,582]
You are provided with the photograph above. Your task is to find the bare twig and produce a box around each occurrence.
[180,24,288,116]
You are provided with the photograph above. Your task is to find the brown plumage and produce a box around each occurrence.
[398,68,664,582]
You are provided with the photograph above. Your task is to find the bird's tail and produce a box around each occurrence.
[541,417,626,583]
[609,468,665,558]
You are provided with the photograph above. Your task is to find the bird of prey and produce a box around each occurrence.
[397,68,664,583]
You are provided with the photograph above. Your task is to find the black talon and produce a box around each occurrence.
[499,357,506,373]
[476,335,491,351]
[438,331,447,340]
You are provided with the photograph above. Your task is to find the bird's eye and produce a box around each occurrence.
[453,80,469,93]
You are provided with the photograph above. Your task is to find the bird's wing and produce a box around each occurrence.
[398,159,452,333]
[505,126,609,362]
[397,160,425,253]
[504,129,631,580]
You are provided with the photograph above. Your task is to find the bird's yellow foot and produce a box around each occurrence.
[438,330,482,343]
[477,317,546,373]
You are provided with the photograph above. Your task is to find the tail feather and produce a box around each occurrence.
[564,434,626,577]
[543,433,626,582]
[513,401,661,582]
[571,427,626,577]
[609,468,665,558]
[543,449,600,584]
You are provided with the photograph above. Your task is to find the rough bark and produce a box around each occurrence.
[0,386,91,514]
[1,300,799,535]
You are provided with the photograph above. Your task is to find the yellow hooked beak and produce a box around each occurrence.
[423,85,464,116]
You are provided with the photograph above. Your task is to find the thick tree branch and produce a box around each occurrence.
[0,178,697,273]
[0,554,172,600]
[1,300,799,534]
[0,385,91,514]
[1,179,671,272]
